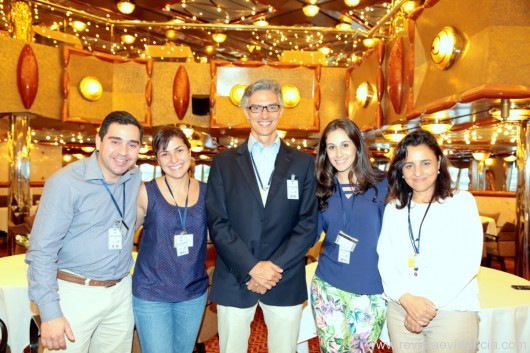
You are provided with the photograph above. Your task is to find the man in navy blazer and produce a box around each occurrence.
[206,79,318,353]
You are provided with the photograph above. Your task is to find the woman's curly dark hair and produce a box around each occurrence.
[386,129,453,209]
[315,118,385,210]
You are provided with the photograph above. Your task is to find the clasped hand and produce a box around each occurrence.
[246,261,283,294]
[399,293,437,333]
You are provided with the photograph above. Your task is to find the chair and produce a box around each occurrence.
[195,267,217,353]
[486,222,516,272]
[0,318,8,353]
[133,226,143,252]
[7,220,31,255]
[305,239,323,264]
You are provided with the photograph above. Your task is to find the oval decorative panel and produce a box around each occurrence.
[173,65,190,120]
[17,44,39,109]
[387,37,404,114]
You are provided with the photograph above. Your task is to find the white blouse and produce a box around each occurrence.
[377,190,483,311]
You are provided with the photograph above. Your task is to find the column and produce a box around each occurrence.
[515,122,530,279]
[7,115,31,225]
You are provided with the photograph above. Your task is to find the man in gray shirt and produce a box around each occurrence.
[25,111,143,352]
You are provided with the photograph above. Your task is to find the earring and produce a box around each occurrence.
[402,175,405,178]
[437,170,440,174]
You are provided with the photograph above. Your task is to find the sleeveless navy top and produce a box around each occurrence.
[132,179,208,302]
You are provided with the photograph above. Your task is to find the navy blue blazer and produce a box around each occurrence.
[206,139,318,307]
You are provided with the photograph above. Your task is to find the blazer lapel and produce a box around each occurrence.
[266,142,292,205]
[236,141,264,207]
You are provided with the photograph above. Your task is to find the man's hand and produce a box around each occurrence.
[40,316,75,350]
[249,261,283,290]
[246,278,267,294]
[404,314,424,333]
[399,293,437,327]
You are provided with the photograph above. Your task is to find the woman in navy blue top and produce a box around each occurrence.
[311,118,388,353]
[133,125,208,353]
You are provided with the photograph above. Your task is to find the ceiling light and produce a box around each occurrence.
[302,4,320,17]
[117,0,135,14]
[254,19,269,27]
[362,38,377,48]
[356,82,374,108]
[344,0,360,6]
[79,77,103,101]
[335,22,351,30]
[382,124,407,143]
[503,155,516,162]
[318,47,331,56]
[472,152,490,161]
[431,26,463,70]
[490,100,530,121]
[212,33,227,43]
[121,34,136,44]
[421,112,453,135]
[165,29,179,40]
[204,45,215,54]
[403,0,418,13]
[81,146,95,153]
[70,21,87,32]
[180,126,194,139]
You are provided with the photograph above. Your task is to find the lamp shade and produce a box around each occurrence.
[302,4,319,17]
[229,84,246,106]
[356,82,374,108]
[117,0,135,14]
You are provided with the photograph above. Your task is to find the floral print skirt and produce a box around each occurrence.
[310,275,387,353]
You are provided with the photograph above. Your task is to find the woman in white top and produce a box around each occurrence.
[377,130,483,353]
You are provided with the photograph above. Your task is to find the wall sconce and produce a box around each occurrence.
[281,85,301,108]
[79,76,103,101]
[431,26,463,70]
[212,33,227,44]
[421,112,453,134]
[117,0,135,14]
[382,124,407,143]
[472,151,490,161]
[229,84,247,106]
[356,82,374,108]
[344,0,360,7]
[302,4,320,17]
[121,34,136,44]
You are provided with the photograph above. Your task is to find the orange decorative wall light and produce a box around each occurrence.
[17,45,39,109]
[173,65,190,120]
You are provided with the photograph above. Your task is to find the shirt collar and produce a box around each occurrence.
[248,133,281,153]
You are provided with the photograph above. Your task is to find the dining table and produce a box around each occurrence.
[480,215,499,236]
[0,253,138,353]
[297,262,530,353]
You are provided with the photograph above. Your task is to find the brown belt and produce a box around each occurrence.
[57,271,123,288]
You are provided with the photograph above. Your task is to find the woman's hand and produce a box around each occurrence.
[404,314,424,333]
[400,293,437,327]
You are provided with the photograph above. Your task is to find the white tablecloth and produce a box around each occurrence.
[297,264,530,353]
[480,215,499,236]
[0,253,138,353]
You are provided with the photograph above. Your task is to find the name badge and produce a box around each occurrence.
[338,248,351,264]
[334,230,358,252]
[185,233,194,247]
[108,226,123,250]
[174,234,190,256]
[287,174,299,200]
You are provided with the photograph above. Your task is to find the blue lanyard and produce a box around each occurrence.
[407,194,434,255]
[337,181,356,234]
[165,177,190,233]
[100,180,125,219]
[250,152,274,191]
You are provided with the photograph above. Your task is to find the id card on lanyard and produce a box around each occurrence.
[101,180,128,250]
[166,177,194,257]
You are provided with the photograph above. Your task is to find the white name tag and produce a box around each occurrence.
[108,227,123,250]
[287,175,299,200]
[338,248,351,264]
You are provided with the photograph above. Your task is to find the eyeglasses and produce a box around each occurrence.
[247,104,281,114]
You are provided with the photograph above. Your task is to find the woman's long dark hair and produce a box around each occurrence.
[315,118,385,210]
[387,129,453,209]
